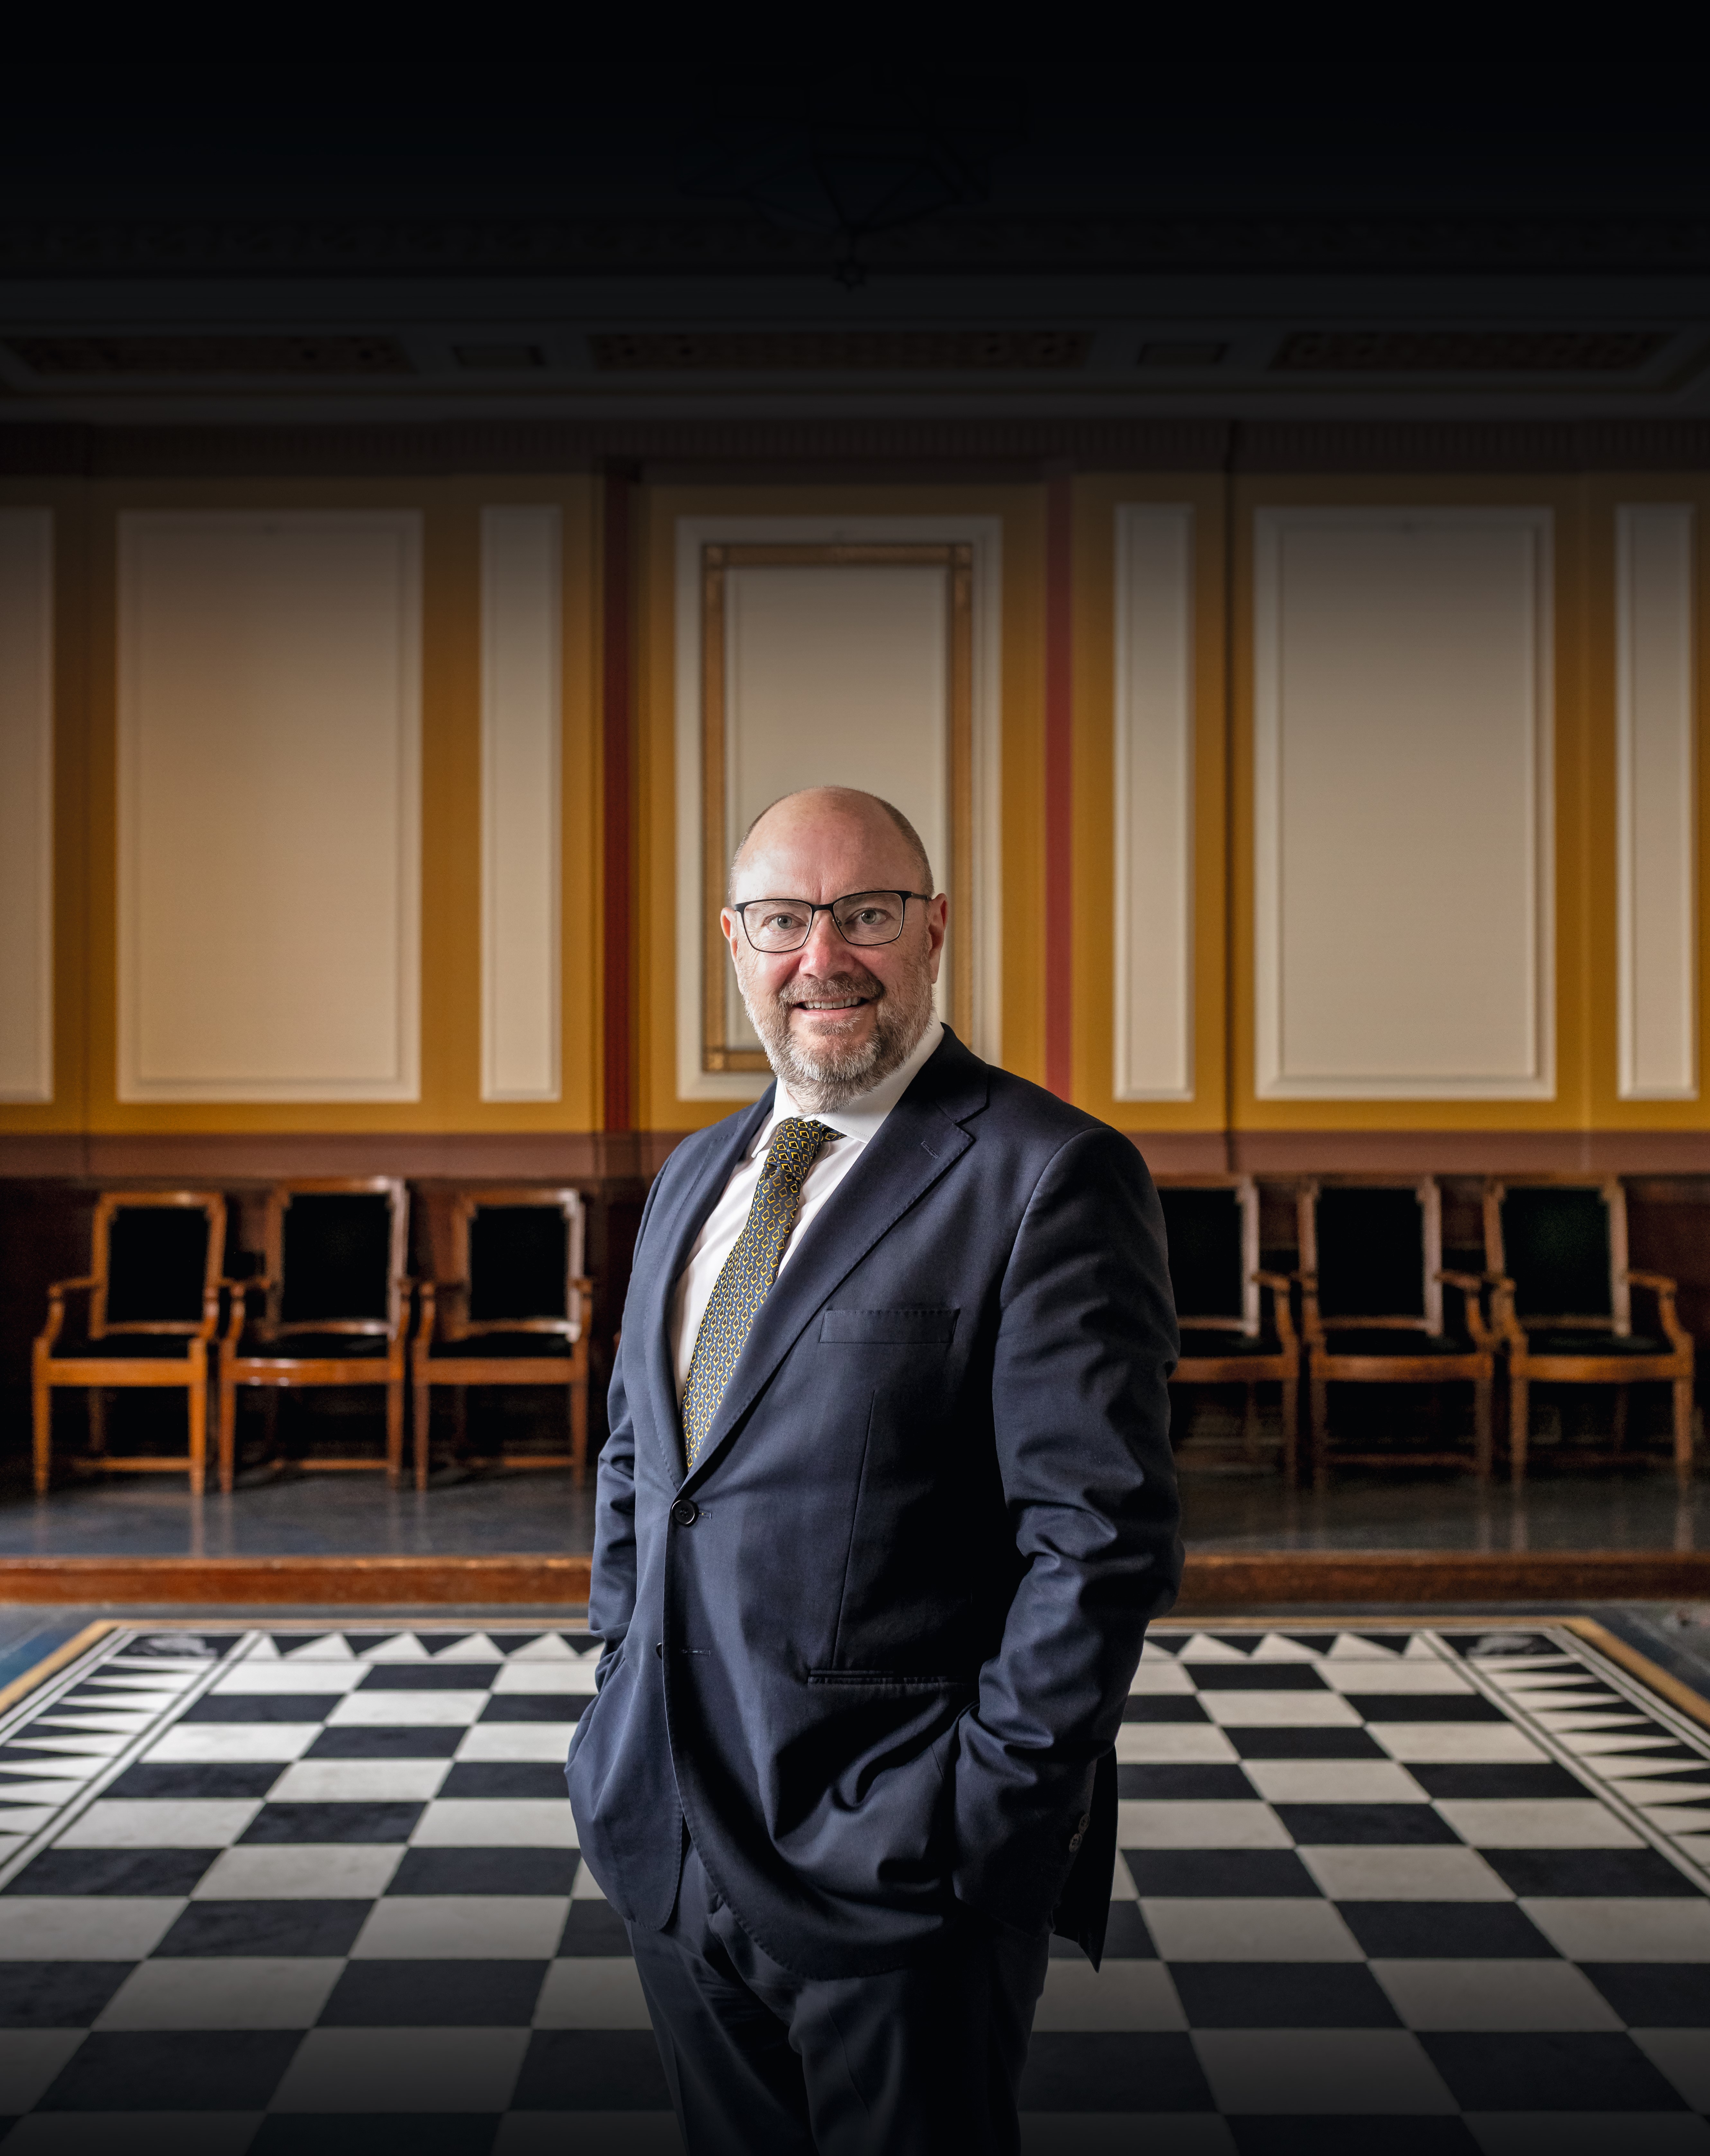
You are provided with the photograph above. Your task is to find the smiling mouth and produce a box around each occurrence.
[791,999,870,1014]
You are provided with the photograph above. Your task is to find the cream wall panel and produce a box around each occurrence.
[117,511,421,1102]
[0,510,53,1103]
[1254,506,1554,1099]
[481,506,562,1102]
[1114,504,1194,1101]
[674,516,1001,1102]
[1616,504,1697,1100]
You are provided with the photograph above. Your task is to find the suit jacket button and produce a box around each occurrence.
[1078,1813,1091,1832]
[1068,1832,1084,1852]
[671,1498,699,1527]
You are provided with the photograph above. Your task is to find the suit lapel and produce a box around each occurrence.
[680,1038,987,1493]
[640,1089,774,1482]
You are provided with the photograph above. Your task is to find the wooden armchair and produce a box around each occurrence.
[32,1191,225,1495]
[1484,1179,1695,1484]
[218,1178,410,1492]
[412,1187,591,1491]
[1298,1178,1495,1485]
[1156,1177,1299,1478]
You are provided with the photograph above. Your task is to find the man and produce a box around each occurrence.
[567,786,1181,2154]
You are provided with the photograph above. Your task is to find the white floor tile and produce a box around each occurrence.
[327,1691,489,1729]
[1367,1724,1548,1764]
[1192,2028,1457,2114]
[411,1799,577,1847]
[192,1844,403,1901]
[1113,1724,1238,1764]
[1371,1957,1624,2030]
[266,1759,450,1803]
[1241,1760,1427,1804]
[210,1663,366,1694]
[0,2114,264,2155]
[1139,1897,1363,1962]
[1632,2030,1710,2112]
[148,1725,321,1764]
[0,2031,88,2113]
[351,1894,569,1959]
[96,1956,343,2029]
[571,1858,609,1901]
[1125,1659,1197,1695]
[1319,1663,1475,1695]
[455,1724,578,1763]
[532,1957,654,2028]
[493,2117,683,2156]
[1523,1898,1710,1962]
[491,1664,599,1695]
[1299,1844,1513,1901]
[1434,1798,1641,1848]
[269,2027,529,2112]
[56,1799,260,1848]
[1031,1959,1185,2031]
[1468,2115,1710,2156]
[1199,1693,1362,1728]
[0,1898,183,1961]
[1117,1801,1290,1849]
[1020,2121,1235,2156]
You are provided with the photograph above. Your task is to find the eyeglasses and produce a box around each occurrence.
[731,890,933,954]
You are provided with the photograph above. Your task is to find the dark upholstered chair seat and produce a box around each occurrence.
[1521,1329,1671,1359]
[1179,1329,1288,1361]
[429,1331,576,1360]
[47,1334,202,1362]
[1320,1329,1482,1359]
[232,1332,397,1361]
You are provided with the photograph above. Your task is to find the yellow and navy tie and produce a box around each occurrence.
[681,1117,836,1471]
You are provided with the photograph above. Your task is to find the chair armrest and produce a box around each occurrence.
[1436,1270,1495,1349]
[1625,1270,1680,1293]
[1251,1270,1297,1346]
[1624,1271,1692,1350]
[219,1275,270,1344]
[37,1276,97,1350]
[1290,1270,1326,1344]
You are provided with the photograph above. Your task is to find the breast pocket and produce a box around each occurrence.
[819,1308,959,1345]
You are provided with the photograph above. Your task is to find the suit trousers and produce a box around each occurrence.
[627,1838,1051,2156]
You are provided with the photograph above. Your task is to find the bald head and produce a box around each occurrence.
[730,787,933,904]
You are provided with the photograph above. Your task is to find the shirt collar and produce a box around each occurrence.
[753,1016,945,1154]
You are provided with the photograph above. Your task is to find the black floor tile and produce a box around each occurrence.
[1336,1901,1559,1958]
[307,1727,464,1759]
[1,1847,215,1897]
[476,1696,585,1723]
[240,1801,424,1844]
[1019,2032,1213,2111]
[394,1848,581,1898]
[1119,1697,1211,1723]
[1273,1803,1461,1845]
[1406,1763,1597,1801]
[155,1899,373,1957]
[251,2118,500,2156]
[1187,1666,1331,1691]
[511,2030,673,2109]
[1122,1850,1322,1897]
[1229,2121,1480,2156]
[319,1958,548,2026]
[1345,1695,1506,1722]
[438,1764,571,1800]
[38,2030,302,2110]
[360,1667,499,1691]
[1582,1962,1710,2026]
[1170,1961,1401,2028]
[179,1694,344,1723]
[1420,2030,1688,2111]
[1229,1728,1388,1760]
[1482,1848,1701,1897]
[1118,1765,1257,1800]
[558,1902,635,1955]
[104,1762,284,1800]
[0,1962,133,2028]
[1096,1903,1157,1958]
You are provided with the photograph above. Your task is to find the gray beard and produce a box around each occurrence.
[737,961,935,1114]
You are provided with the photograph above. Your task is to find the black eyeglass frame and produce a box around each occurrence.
[730,889,935,954]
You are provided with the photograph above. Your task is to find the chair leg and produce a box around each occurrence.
[88,1389,107,1457]
[413,1357,432,1494]
[1310,1367,1330,1488]
[187,1353,207,1499]
[1611,1385,1629,1457]
[1509,1374,1529,1487]
[571,1367,588,1489]
[1241,1382,1260,1465]
[1280,1369,1299,1484]
[1473,1373,1493,1482]
[32,1351,51,1497]
[218,1367,238,1495]
[386,1375,405,1491]
[1674,1376,1695,1483]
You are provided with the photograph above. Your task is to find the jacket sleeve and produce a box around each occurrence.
[951,1125,1182,1933]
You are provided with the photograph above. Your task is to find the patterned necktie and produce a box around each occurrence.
[681,1117,837,1471]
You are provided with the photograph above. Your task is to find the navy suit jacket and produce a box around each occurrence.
[565,1028,1181,1980]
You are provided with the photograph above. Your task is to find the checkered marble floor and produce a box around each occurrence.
[0,1619,1707,2154]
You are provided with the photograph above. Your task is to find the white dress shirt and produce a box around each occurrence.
[669,1017,945,1403]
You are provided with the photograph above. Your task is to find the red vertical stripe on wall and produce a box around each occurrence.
[602,466,634,1133]
[1044,468,1074,1099]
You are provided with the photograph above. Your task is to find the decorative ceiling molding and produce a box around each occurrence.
[1270,330,1670,374]
[4,415,1710,478]
[588,329,1092,371]
[6,334,412,377]
[4,213,1710,279]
